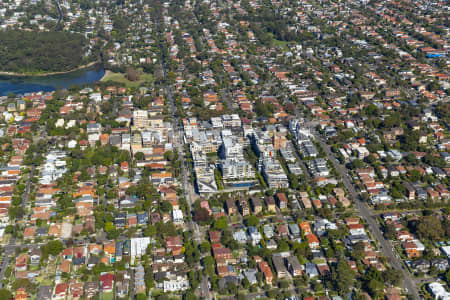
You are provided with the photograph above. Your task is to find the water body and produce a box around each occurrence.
[0,65,105,96]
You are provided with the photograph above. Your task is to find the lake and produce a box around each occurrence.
[0,65,105,96]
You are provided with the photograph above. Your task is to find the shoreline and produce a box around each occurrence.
[100,70,112,82]
[0,61,101,78]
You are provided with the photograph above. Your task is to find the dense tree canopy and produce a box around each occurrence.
[332,261,355,295]
[0,289,12,300]
[0,30,93,73]
[414,216,444,241]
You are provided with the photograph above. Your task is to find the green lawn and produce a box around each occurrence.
[101,71,153,88]
[102,292,113,300]
[40,279,54,286]
[312,258,327,265]
[273,39,290,51]
[230,215,240,224]
[29,265,40,271]
[268,33,290,51]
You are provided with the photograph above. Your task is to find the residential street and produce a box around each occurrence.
[0,165,35,284]
[313,132,420,300]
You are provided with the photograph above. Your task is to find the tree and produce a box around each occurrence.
[184,291,199,300]
[312,280,324,292]
[399,130,419,151]
[167,71,177,83]
[159,201,172,213]
[8,206,24,220]
[325,247,335,258]
[267,289,277,298]
[226,282,237,294]
[194,208,213,224]
[349,159,364,169]
[278,240,290,252]
[242,277,250,289]
[105,189,117,199]
[45,240,63,256]
[405,153,418,164]
[134,152,145,161]
[5,225,13,234]
[104,222,115,233]
[214,216,228,230]
[157,222,177,237]
[12,279,36,294]
[245,215,259,227]
[366,279,384,297]
[188,270,199,289]
[164,150,176,162]
[214,168,224,190]
[143,225,156,237]
[365,104,379,116]
[199,241,211,253]
[221,229,233,246]
[408,169,421,182]
[279,280,289,289]
[0,30,93,73]
[366,154,377,165]
[293,242,311,260]
[126,67,139,81]
[351,241,365,261]
[136,294,147,300]
[288,173,299,189]
[424,154,445,168]
[107,229,120,240]
[202,256,215,266]
[384,224,397,240]
[383,269,402,286]
[416,216,444,241]
[333,261,355,295]
[237,293,246,300]
[0,289,12,300]
[228,239,239,251]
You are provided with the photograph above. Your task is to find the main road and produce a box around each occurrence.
[312,131,420,300]
[159,35,210,298]
[159,48,202,243]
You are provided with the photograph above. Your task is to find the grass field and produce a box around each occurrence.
[101,70,153,88]
[230,215,240,224]
[273,38,290,51]
[268,33,290,51]
[102,292,113,300]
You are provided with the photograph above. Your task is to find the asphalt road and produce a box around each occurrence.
[159,37,208,298]
[200,276,212,299]
[313,132,420,300]
[53,0,63,25]
[22,165,35,210]
[160,47,201,242]
[0,164,35,284]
